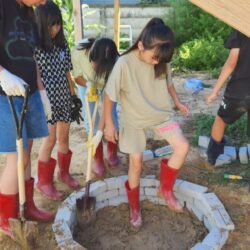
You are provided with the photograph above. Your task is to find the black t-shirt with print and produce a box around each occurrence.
[224,31,250,99]
[0,0,38,96]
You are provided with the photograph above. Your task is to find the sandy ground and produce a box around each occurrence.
[0,73,250,249]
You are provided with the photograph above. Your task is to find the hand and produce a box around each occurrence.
[105,122,118,144]
[206,91,217,104]
[0,69,28,96]
[71,95,82,109]
[175,101,189,115]
[87,130,103,155]
[39,89,52,120]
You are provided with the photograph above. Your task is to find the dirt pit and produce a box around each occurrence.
[74,200,207,250]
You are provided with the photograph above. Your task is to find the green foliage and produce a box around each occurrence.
[192,114,248,146]
[53,0,74,48]
[165,0,231,47]
[140,0,169,5]
[164,0,232,73]
[172,37,229,71]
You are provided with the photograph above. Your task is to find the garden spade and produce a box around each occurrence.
[76,88,99,229]
[8,87,38,250]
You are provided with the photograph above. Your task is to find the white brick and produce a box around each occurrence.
[143,150,154,161]
[175,192,195,204]
[109,195,128,206]
[202,193,224,210]
[140,178,156,187]
[224,146,237,161]
[140,187,145,196]
[96,189,119,202]
[239,147,248,164]
[104,177,123,190]
[215,154,231,166]
[117,175,128,183]
[210,209,235,230]
[144,175,156,179]
[89,180,107,196]
[52,220,72,245]
[198,136,210,149]
[140,195,147,201]
[190,243,214,250]
[55,206,72,225]
[186,202,204,221]
[145,187,157,196]
[95,199,109,211]
[119,187,127,196]
[202,227,229,249]
[174,180,208,199]
[158,198,166,205]
[203,216,215,231]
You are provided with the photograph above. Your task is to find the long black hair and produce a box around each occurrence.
[123,17,174,78]
[35,0,66,51]
[89,38,119,83]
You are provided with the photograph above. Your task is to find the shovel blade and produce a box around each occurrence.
[76,196,96,229]
[9,218,38,250]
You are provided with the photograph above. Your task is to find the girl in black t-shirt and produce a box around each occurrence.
[206,30,250,166]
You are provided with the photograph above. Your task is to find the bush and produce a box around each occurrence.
[165,0,232,47]
[192,114,248,146]
[172,37,229,71]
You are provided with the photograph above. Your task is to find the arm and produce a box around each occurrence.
[168,84,189,115]
[74,75,87,87]
[206,48,239,103]
[66,71,76,96]
[104,93,118,143]
[166,63,189,115]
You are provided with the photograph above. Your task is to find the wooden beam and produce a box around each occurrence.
[189,0,250,37]
[72,0,83,44]
[114,0,120,50]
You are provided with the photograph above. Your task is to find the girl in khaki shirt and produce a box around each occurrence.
[104,18,189,230]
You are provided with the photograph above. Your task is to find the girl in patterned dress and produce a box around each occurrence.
[34,1,80,200]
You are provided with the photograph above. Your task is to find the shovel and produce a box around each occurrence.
[8,87,38,250]
[76,89,99,229]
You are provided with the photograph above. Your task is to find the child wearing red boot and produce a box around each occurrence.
[71,38,120,177]
[34,1,80,200]
[0,0,53,237]
[104,18,189,230]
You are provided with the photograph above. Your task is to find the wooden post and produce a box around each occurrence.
[72,0,83,44]
[114,0,120,51]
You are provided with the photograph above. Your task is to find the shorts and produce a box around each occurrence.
[0,90,49,153]
[119,120,183,154]
[218,96,250,124]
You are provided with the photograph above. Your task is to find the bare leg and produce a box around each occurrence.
[38,124,56,162]
[57,121,70,154]
[167,133,189,170]
[211,115,226,142]
[128,153,143,189]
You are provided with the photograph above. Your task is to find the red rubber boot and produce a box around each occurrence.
[0,193,18,237]
[158,159,183,212]
[107,141,119,168]
[36,158,64,200]
[25,178,54,221]
[125,181,142,230]
[93,142,105,178]
[57,149,80,189]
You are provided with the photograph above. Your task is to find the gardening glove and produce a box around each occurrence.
[0,68,28,96]
[87,130,103,156]
[39,89,52,120]
[71,95,83,124]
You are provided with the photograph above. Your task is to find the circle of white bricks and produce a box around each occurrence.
[52,176,234,250]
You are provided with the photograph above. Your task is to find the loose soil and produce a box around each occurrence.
[0,72,250,250]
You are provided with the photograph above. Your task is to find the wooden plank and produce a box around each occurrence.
[189,0,250,37]
[114,0,120,50]
[72,0,83,44]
